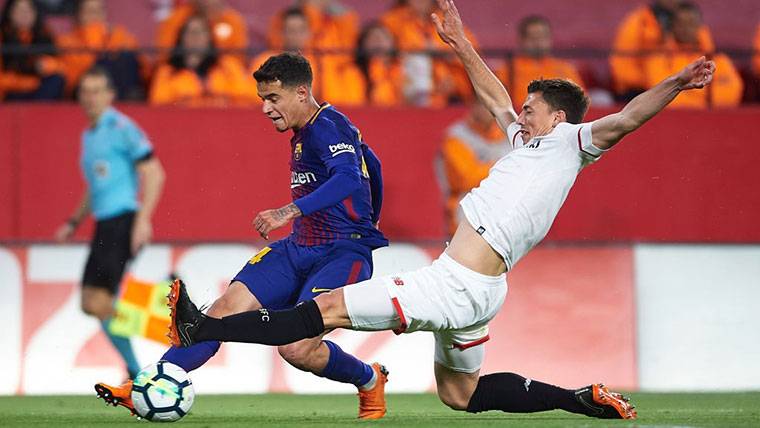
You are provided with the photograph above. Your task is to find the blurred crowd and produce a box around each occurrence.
[0,0,757,108]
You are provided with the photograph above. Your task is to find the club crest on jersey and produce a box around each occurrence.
[329,142,355,157]
[392,277,404,286]
[294,142,303,161]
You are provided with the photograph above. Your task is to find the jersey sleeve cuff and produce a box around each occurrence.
[134,150,154,164]
[577,124,605,158]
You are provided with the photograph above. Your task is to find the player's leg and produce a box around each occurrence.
[465,371,636,419]
[161,241,300,371]
[279,245,375,385]
[97,241,300,415]
[171,273,399,346]
[159,281,261,372]
[81,213,141,379]
[277,244,388,418]
[431,329,484,410]
[432,328,636,419]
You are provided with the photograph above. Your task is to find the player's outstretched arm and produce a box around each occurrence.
[592,56,716,151]
[431,0,517,131]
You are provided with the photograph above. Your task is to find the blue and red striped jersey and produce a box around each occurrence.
[289,103,388,249]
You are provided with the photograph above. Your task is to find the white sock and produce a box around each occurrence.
[359,370,377,391]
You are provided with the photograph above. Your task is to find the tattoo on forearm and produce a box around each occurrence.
[273,203,302,221]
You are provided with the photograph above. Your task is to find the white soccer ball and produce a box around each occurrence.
[131,361,195,422]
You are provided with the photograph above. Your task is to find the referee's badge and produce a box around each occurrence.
[294,142,302,161]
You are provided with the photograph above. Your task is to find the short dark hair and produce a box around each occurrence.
[518,15,550,38]
[253,52,313,88]
[676,0,702,17]
[81,65,115,90]
[527,78,589,124]
[282,6,307,23]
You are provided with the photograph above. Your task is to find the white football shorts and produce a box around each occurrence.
[343,252,507,373]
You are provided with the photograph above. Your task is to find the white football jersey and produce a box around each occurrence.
[460,121,605,270]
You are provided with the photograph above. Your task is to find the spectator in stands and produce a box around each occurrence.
[58,0,143,99]
[437,101,509,235]
[149,15,255,106]
[0,0,64,101]
[351,22,403,106]
[267,0,359,53]
[254,7,361,106]
[643,2,742,108]
[251,8,319,98]
[380,0,476,106]
[156,0,247,59]
[610,0,714,100]
[496,15,584,110]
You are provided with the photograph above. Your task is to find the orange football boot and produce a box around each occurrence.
[94,380,136,416]
[575,383,637,419]
[357,363,389,419]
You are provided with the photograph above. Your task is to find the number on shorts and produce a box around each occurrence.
[248,247,272,265]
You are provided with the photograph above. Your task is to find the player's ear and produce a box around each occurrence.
[553,110,566,126]
[296,84,309,102]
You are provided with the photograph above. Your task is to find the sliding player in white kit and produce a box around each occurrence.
[168,0,715,420]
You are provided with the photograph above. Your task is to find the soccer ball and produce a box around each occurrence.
[131,361,195,422]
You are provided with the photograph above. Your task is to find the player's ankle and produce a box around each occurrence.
[358,371,377,391]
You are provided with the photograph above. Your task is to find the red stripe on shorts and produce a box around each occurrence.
[452,335,490,350]
[390,297,408,335]
[346,260,362,285]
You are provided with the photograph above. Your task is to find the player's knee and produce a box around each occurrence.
[207,294,247,317]
[81,297,110,320]
[278,342,318,371]
[314,290,340,313]
[206,296,235,318]
[314,290,350,328]
[81,288,113,320]
[437,388,470,411]
[207,282,261,317]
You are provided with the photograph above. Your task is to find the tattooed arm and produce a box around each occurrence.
[253,203,303,240]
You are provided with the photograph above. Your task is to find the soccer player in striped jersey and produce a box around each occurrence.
[97,52,390,420]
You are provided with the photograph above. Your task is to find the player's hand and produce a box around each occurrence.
[431,0,468,48]
[675,56,716,90]
[253,203,302,240]
[131,215,152,255]
[54,222,75,242]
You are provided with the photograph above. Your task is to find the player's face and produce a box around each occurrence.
[516,92,565,140]
[79,75,114,120]
[257,80,306,132]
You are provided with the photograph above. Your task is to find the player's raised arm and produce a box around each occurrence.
[591,56,716,151]
[431,0,517,131]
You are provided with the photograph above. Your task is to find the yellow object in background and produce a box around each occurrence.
[109,276,172,344]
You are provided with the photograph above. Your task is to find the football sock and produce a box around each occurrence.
[161,341,221,372]
[319,340,375,388]
[101,319,141,379]
[195,300,325,346]
[466,372,588,415]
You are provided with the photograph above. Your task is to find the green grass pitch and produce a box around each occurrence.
[1,392,759,427]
